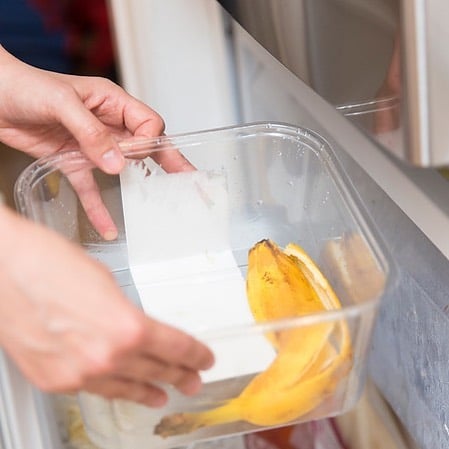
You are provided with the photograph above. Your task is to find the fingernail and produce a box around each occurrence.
[102,149,124,173]
[103,229,118,241]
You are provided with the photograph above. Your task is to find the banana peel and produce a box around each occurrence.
[154,239,352,437]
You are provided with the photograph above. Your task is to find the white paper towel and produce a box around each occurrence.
[120,163,274,383]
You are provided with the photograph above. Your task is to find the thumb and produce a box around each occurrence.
[58,94,125,174]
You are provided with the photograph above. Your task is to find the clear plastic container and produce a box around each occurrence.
[14,122,393,449]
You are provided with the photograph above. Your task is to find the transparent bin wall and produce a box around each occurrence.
[14,123,392,449]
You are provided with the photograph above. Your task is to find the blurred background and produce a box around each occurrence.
[0,0,117,208]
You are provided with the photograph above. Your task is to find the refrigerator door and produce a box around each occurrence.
[109,0,238,134]
[218,0,449,166]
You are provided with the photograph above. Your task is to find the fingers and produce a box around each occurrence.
[113,354,202,396]
[118,136,196,173]
[55,87,125,174]
[122,96,165,138]
[56,77,165,175]
[0,208,214,409]
[151,148,196,173]
[84,376,169,408]
[84,314,214,402]
[83,350,204,408]
[149,132,195,173]
[66,168,118,240]
[81,316,213,408]
[141,317,215,372]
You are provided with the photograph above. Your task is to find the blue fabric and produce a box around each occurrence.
[0,0,69,72]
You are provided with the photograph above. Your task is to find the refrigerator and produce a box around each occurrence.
[2,1,449,448]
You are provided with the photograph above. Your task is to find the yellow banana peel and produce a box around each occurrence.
[154,239,352,438]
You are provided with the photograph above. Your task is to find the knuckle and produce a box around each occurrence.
[81,344,117,376]
[88,352,115,375]
[83,122,108,143]
[153,114,165,134]
[119,314,146,349]
[53,83,77,104]
[97,77,116,89]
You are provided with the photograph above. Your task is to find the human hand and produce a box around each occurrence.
[0,206,214,407]
[0,45,193,239]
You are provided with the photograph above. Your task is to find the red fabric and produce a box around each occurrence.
[28,0,65,30]
[28,0,115,75]
[64,0,114,73]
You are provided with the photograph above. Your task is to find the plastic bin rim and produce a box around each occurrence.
[13,121,396,322]
[14,121,333,212]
